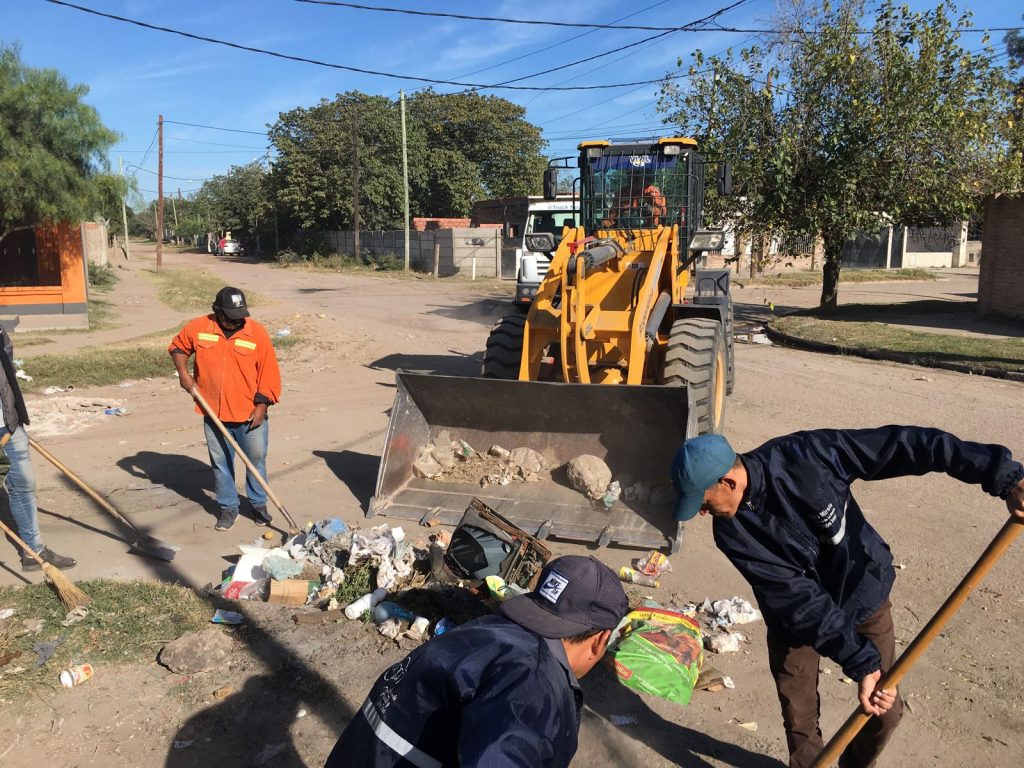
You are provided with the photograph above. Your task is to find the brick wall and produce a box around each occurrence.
[412,217,471,231]
[978,194,1024,320]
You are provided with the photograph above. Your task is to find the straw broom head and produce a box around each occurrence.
[42,563,91,611]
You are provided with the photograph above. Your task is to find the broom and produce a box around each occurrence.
[0,517,91,611]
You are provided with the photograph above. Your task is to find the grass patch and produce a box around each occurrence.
[274,252,413,274]
[20,338,172,391]
[87,263,118,291]
[10,337,53,348]
[749,268,937,287]
[144,268,266,312]
[770,312,1024,373]
[0,580,210,698]
[270,331,304,351]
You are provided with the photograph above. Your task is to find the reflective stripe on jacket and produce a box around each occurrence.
[169,315,281,422]
[324,615,582,768]
[713,426,1023,680]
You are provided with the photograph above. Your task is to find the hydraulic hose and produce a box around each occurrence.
[644,292,672,350]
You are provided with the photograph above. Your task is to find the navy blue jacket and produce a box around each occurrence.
[324,615,582,768]
[713,426,1023,681]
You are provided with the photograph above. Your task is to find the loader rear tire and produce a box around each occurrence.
[664,317,727,434]
[483,315,526,379]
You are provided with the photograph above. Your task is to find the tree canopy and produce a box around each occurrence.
[266,89,546,233]
[660,0,1022,309]
[0,43,119,243]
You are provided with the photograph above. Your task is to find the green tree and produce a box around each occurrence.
[192,162,271,249]
[1006,16,1024,156]
[267,89,547,232]
[0,44,118,244]
[660,0,1021,309]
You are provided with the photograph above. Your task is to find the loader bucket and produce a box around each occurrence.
[370,372,696,552]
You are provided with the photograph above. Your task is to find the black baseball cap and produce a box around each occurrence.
[213,287,250,320]
[499,555,628,639]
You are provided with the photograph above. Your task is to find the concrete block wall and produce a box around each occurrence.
[979,195,1024,320]
[319,228,503,278]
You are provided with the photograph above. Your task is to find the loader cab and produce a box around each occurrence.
[579,138,703,245]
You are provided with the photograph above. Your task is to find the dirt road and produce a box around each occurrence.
[2,248,1021,766]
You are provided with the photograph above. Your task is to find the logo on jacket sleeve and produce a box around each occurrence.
[538,570,569,604]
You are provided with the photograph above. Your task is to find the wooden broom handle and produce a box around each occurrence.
[0,516,45,566]
[190,389,299,532]
[812,517,1024,767]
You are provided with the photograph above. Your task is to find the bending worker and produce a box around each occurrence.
[670,426,1024,768]
[169,287,281,531]
[324,555,629,767]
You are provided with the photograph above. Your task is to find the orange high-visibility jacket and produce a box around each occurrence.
[169,315,281,422]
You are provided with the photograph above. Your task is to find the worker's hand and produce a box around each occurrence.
[858,670,896,717]
[249,403,268,429]
[178,372,197,396]
[1006,478,1024,520]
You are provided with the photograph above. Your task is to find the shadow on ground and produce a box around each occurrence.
[367,351,483,377]
[582,667,786,767]
[313,449,379,511]
[117,452,222,521]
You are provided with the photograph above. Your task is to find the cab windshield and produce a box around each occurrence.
[527,211,577,237]
[582,149,693,232]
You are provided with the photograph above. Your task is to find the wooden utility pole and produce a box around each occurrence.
[118,157,131,260]
[156,114,164,271]
[171,191,179,228]
[400,90,410,271]
[351,102,361,261]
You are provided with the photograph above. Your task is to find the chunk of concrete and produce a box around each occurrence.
[508,447,546,474]
[430,444,458,470]
[412,448,443,479]
[159,628,234,674]
[566,455,613,500]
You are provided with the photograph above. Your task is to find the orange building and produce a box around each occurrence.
[0,222,90,330]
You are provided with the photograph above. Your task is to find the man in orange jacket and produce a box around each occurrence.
[169,287,281,531]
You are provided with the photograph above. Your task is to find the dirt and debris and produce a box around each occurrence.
[24,395,131,438]
[158,628,235,674]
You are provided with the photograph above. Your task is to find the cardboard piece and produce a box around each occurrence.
[268,580,319,607]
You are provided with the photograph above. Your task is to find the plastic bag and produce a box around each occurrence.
[607,607,704,705]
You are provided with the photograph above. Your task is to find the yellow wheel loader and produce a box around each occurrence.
[371,138,734,552]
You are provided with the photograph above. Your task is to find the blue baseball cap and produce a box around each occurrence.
[671,434,737,521]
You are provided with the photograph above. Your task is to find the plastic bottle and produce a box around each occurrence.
[619,566,659,588]
[373,601,416,624]
[344,588,387,620]
[434,617,454,636]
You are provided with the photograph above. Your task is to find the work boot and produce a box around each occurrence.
[252,504,273,526]
[21,546,77,571]
[215,508,239,531]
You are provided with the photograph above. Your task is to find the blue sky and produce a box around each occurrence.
[4,0,1021,202]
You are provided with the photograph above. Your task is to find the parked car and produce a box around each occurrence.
[218,239,244,256]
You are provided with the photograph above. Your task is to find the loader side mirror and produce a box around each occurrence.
[716,163,733,196]
[543,167,559,200]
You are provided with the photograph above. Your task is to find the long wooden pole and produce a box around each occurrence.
[812,518,1024,767]
[156,114,164,271]
[400,89,410,271]
[118,157,131,260]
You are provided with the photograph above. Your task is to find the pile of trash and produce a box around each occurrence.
[679,596,763,655]
[414,433,673,509]
[25,394,131,438]
[211,517,489,644]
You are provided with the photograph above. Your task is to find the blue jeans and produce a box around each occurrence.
[3,426,43,552]
[202,417,269,512]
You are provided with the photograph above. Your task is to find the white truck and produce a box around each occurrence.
[470,195,578,312]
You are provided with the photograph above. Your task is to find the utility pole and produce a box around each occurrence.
[400,90,410,271]
[171,191,179,228]
[156,114,164,271]
[351,102,361,261]
[118,157,131,260]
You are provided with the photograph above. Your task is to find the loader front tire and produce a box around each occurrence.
[483,315,526,379]
[664,317,727,434]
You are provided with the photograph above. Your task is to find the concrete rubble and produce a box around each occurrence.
[159,628,235,674]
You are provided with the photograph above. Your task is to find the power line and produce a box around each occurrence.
[44,0,733,91]
[167,135,268,148]
[127,164,211,182]
[295,0,750,33]
[294,1,1022,34]
[163,119,268,135]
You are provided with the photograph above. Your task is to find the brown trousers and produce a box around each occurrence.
[766,601,903,768]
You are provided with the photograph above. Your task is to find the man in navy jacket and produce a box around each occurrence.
[324,554,628,768]
[671,426,1024,768]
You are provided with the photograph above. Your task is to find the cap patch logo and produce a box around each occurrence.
[230,293,243,307]
[538,570,569,604]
